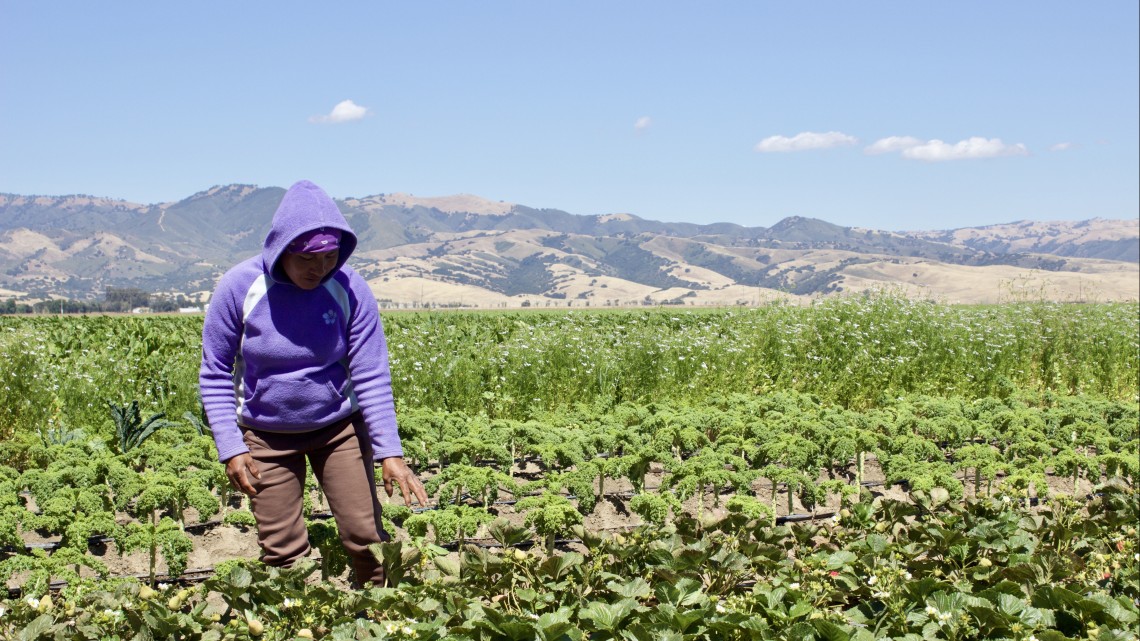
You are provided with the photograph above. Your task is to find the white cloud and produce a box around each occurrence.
[755,131,858,152]
[634,116,652,131]
[1050,142,1075,152]
[901,137,1029,161]
[864,136,924,155]
[309,99,369,124]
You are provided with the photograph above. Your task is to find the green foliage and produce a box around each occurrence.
[306,517,349,581]
[118,515,193,586]
[0,307,1137,638]
[0,547,109,600]
[108,400,172,457]
[424,463,516,508]
[0,483,1137,639]
[0,483,24,549]
[516,490,583,554]
[221,509,257,529]
[130,470,220,526]
[434,434,511,469]
[664,447,753,519]
[404,505,494,545]
[1,302,1136,444]
[629,491,680,527]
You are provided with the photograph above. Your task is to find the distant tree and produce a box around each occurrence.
[104,287,150,311]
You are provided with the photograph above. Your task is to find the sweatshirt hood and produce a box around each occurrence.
[263,180,358,284]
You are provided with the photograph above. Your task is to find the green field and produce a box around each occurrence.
[0,296,1137,640]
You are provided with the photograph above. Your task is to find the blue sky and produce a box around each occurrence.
[2,2,1137,231]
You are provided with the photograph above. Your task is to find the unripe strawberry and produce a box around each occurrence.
[297,629,314,639]
[247,618,264,636]
[978,558,992,567]
[139,586,156,600]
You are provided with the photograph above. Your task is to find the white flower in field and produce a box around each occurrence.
[872,590,890,599]
[716,602,727,613]
[867,575,878,586]
[25,597,39,609]
[282,598,296,609]
[385,622,400,634]
[789,582,800,589]
[926,605,939,617]
[0,603,6,617]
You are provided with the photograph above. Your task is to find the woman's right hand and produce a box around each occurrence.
[225,453,261,496]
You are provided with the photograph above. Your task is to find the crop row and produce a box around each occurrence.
[2,389,1135,592]
[2,486,1137,640]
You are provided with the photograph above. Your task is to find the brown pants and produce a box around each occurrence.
[242,412,388,585]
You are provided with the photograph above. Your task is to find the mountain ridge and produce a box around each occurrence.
[1,186,1136,307]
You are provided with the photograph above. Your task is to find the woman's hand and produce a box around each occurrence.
[380,457,430,508]
[225,453,261,496]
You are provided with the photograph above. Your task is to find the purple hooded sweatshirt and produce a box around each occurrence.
[199,180,403,463]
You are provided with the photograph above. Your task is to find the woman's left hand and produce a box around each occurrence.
[380,456,430,508]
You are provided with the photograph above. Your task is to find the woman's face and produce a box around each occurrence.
[280,250,340,289]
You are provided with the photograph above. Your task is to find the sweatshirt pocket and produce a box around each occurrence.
[246,373,343,422]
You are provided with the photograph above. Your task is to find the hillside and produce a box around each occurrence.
[0,186,1136,307]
